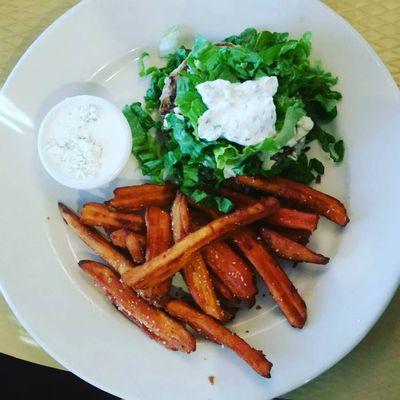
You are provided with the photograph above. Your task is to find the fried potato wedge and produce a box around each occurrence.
[81,203,145,232]
[138,207,173,306]
[171,193,229,321]
[261,228,329,265]
[122,197,279,290]
[165,300,272,377]
[110,229,146,264]
[210,272,237,303]
[202,241,257,301]
[79,261,195,352]
[231,229,307,328]
[236,175,349,226]
[59,203,135,274]
[218,187,319,232]
[107,184,177,211]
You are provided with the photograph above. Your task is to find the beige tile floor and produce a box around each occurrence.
[0,1,399,399]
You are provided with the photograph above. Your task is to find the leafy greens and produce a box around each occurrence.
[124,28,344,212]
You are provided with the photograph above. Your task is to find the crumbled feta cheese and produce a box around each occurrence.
[287,116,314,147]
[45,102,103,179]
[223,166,237,179]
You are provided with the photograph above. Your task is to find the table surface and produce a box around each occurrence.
[0,1,399,399]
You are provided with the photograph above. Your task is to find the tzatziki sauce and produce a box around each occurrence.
[196,76,278,146]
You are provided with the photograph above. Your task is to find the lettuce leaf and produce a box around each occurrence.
[125,28,344,211]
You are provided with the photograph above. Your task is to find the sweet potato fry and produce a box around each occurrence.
[184,253,232,321]
[145,207,173,260]
[110,229,145,248]
[110,229,146,264]
[189,204,259,301]
[266,208,319,232]
[113,183,177,198]
[81,203,144,232]
[122,197,279,290]
[138,207,173,306]
[165,300,272,377]
[231,229,307,328]
[271,227,311,245]
[106,184,177,211]
[171,193,230,321]
[261,228,329,265]
[79,261,195,353]
[188,199,220,219]
[126,232,146,264]
[217,187,256,207]
[191,208,257,302]
[210,272,237,303]
[218,187,319,232]
[202,241,257,300]
[59,203,135,274]
[109,228,130,248]
[236,175,349,226]
[171,193,191,240]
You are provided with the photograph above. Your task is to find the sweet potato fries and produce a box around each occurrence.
[79,260,195,352]
[110,229,146,264]
[106,183,176,211]
[231,229,307,328]
[81,202,145,232]
[138,206,173,306]
[261,228,329,265]
[171,194,229,321]
[218,187,319,232]
[202,241,257,301]
[166,300,272,377]
[59,203,135,275]
[59,175,349,378]
[121,196,279,290]
[236,175,349,226]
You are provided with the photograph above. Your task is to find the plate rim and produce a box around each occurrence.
[0,0,399,398]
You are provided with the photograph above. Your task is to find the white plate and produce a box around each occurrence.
[0,0,399,399]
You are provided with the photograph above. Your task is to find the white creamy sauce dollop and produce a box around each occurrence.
[196,76,278,146]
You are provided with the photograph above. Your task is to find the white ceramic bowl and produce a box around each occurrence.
[38,95,132,190]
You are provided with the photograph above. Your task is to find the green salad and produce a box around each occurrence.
[123,27,344,212]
